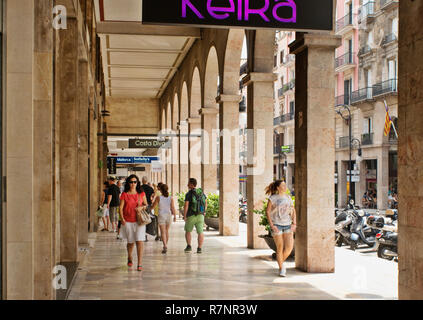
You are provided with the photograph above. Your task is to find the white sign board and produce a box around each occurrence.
[347,176,360,183]
[151,161,163,173]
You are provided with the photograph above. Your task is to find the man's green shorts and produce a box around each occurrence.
[184,214,205,234]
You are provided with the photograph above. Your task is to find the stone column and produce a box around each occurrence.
[58,17,80,262]
[338,161,348,208]
[188,117,202,186]
[217,95,240,236]
[33,0,55,299]
[179,121,189,193]
[398,0,423,299]
[89,87,99,232]
[289,33,341,273]
[244,73,276,249]
[287,164,294,192]
[200,107,219,194]
[78,61,89,245]
[377,148,389,209]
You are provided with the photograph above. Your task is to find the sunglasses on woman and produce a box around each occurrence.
[129,180,137,184]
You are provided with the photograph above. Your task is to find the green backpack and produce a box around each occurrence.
[190,188,207,215]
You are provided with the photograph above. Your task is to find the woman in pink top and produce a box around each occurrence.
[119,175,147,271]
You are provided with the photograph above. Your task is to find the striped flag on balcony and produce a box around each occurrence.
[383,100,392,136]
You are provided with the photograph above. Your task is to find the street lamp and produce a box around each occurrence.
[336,105,353,205]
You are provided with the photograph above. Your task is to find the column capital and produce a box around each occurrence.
[187,117,201,124]
[289,33,342,55]
[241,72,277,86]
[216,94,242,104]
[199,107,219,115]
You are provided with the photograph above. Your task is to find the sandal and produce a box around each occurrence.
[137,265,143,271]
[127,259,133,267]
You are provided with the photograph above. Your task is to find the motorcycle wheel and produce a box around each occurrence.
[335,232,343,247]
[377,245,394,261]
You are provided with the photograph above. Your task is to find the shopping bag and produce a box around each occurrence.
[146,216,157,236]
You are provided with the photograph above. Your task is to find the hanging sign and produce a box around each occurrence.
[129,139,170,149]
[109,157,160,164]
[142,0,333,31]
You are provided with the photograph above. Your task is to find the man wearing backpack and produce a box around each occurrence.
[184,178,207,253]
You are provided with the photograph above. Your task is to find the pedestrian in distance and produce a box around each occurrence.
[100,181,111,231]
[265,180,296,277]
[183,178,207,254]
[151,183,177,254]
[107,176,121,233]
[152,183,163,241]
[141,176,155,242]
[119,175,148,271]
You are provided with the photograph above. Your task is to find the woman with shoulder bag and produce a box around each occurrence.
[119,175,147,271]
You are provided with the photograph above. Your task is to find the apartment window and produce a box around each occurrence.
[363,117,373,134]
[289,101,295,114]
[388,59,397,80]
[280,50,285,64]
[274,55,277,67]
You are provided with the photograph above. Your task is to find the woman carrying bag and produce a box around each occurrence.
[119,175,147,271]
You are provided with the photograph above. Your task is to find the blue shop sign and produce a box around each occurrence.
[111,157,160,164]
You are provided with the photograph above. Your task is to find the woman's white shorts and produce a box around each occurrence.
[122,222,146,243]
[102,204,109,217]
[158,214,172,226]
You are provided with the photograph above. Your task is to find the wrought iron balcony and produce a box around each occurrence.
[336,12,355,34]
[274,113,294,126]
[282,79,295,94]
[380,0,399,10]
[362,133,374,146]
[358,45,372,56]
[335,95,350,107]
[372,79,398,97]
[339,136,350,149]
[358,2,376,23]
[335,51,356,70]
[351,87,373,104]
[277,87,284,98]
[381,33,398,46]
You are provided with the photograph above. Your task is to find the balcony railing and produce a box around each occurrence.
[380,0,399,10]
[358,2,375,23]
[336,12,355,33]
[372,79,398,97]
[278,87,284,98]
[351,87,373,104]
[335,52,356,69]
[362,133,374,146]
[274,113,294,126]
[381,33,398,46]
[282,79,295,94]
[358,45,372,56]
[339,136,350,149]
[335,95,351,107]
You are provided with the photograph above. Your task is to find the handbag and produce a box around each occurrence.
[146,216,157,236]
[136,194,152,226]
[96,206,104,218]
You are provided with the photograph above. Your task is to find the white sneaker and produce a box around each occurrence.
[279,265,287,277]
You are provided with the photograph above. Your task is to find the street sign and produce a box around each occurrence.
[129,139,170,149]
[109,157,160,164]
[107,157,117,174]
[347,176,360,183]
[347,170,360,175]
[142,0,334,32]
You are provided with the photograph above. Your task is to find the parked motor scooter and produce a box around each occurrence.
[239,199,247,223]
[368,211,398,262]
[335,200,377,250]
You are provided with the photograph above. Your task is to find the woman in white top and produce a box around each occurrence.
[152,183,176,254]
[265,180,296,277]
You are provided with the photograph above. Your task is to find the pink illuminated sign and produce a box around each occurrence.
[143,0,333,32]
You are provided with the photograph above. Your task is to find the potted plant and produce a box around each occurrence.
[176,192,186,218]
[205,193,219,231]
[255,190,295,260]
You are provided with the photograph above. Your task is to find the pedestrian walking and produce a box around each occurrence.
[100,181,111,231]
[265,180,296,277]
[107,176,120,233]
[141,176,155,241]
[152,183,177,254]
[183,178,207,254]
[152,183,163,241]
[119,175,148,271]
